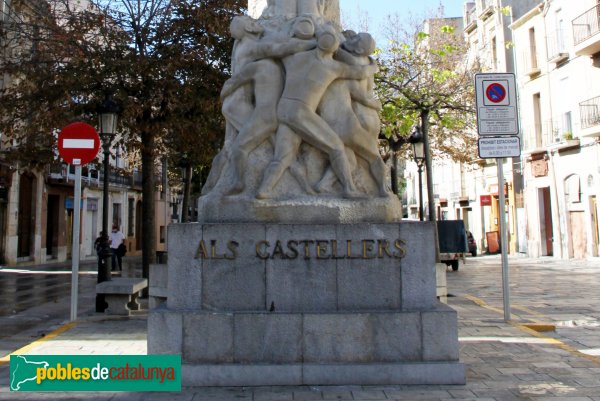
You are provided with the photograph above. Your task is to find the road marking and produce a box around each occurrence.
[0,322,77,366]
[464,294,600,366]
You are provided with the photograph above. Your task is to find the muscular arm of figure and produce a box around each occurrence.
[347,81,382,111]
[220,63,259,101]
[252,38,317,60]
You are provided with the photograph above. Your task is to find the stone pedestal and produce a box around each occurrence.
[148,222,465,385]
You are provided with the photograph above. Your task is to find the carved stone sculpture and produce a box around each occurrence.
[198,0,402,223]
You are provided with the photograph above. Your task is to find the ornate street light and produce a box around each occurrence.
[410,127,425,221]
[96,94,119,312]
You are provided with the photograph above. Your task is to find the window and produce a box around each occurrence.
[564,175,581,204]
[112,203,121,229]
[159,226,165,243]
[533,93,542,147]
[529,27,538,70]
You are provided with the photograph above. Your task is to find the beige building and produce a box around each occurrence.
[512,0,600,259]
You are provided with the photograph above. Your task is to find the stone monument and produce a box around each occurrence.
[148,0,465,386]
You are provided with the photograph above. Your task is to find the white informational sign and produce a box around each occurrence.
[475,73,519,136]
[478,136,521,159]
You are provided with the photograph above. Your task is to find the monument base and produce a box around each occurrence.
[147,222,465,386]
[182,362,465,386]
[198,194,403,223]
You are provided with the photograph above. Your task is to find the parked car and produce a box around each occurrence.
[467,231,477,257]
[437,220,468,271]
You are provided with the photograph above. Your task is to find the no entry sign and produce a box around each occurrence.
[58,122,101,166]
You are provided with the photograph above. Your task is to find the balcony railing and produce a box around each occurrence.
[464,5,477,32]
[579,95,600,129]
[521,49,541,78]
[48,163,143,188]
[546,30,569,63]
[572,4,600,46]
[522,121,556,151]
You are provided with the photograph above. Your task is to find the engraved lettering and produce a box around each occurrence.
[346,240,361,259]
[299,240,315,260]
[225,240,239,260]
[394,239,407,259]
[287,240,299,259]
[378,239,393,258]
[362,239,375,259]
[256,240,270,259]
[211,240,224,259]
[271,240,286,259]
[331,239,345,259]
[195,240,208,259]
[316,240,330,259]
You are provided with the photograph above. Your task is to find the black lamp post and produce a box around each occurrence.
[96,95,119,311]
[410,128,425,221]
[179,157,192,223]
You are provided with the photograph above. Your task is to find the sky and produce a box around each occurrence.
[339,0,465,45]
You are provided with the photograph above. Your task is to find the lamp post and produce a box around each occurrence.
[96,95,119,312]
[179,157,192,223]
[410,128,425,221]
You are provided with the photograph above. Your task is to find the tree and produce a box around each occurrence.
[0,0,243,276]
[376,16,479,224]
[377,16,478,161]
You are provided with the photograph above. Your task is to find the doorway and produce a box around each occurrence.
[46,194,60,258]
[590,196,599,257]
[539,187,554,256]
[135,200,142,251]
[17,173,36,259]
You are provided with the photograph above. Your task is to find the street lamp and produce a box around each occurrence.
[96,94,119,311]
[410,127,425,221]
[179,157,192,223]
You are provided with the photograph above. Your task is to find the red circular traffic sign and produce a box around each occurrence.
[57,122,101,166]
[485,83,507,103]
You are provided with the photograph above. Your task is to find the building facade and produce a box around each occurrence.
[512,0,600,258]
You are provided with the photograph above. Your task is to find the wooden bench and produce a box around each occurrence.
[96,278,148,315]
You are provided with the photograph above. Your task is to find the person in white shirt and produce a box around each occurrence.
[109,224,125,271]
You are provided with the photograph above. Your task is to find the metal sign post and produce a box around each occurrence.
[475,73,519,322]
[71,164,82,321]
[58,122,101,322]
[497,159,511,321]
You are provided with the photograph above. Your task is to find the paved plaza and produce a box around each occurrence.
[0,255,599,400]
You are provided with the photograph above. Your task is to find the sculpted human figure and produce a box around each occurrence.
[255,26,378,199]
[203,15,316,195]
[218,15,318,195]
[316,31,389,196]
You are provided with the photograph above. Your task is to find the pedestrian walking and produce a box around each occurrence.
[109,224,125,271]
[94,230,111,270]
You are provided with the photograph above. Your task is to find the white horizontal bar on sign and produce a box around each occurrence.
[62,139,95,149]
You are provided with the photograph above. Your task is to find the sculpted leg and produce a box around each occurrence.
[257,125,302,199]
[226,115,278,195]
[284,109,361,198]
[316,149,357,193]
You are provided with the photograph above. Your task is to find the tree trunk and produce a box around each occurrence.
[141,129,156,285]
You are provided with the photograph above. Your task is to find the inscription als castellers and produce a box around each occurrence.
[194,239,407,261]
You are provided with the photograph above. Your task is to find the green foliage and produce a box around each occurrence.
[375,17,479,163]
[0,0,244,172]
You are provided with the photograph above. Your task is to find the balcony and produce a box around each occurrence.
[464,5,477,33]
[579,95,600,137]
[521,49,541,79]
[572,3,600,56]
[522,121,557,154]
[47,163,144,189]
[479,0,494,20]
[546,30,569,64]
